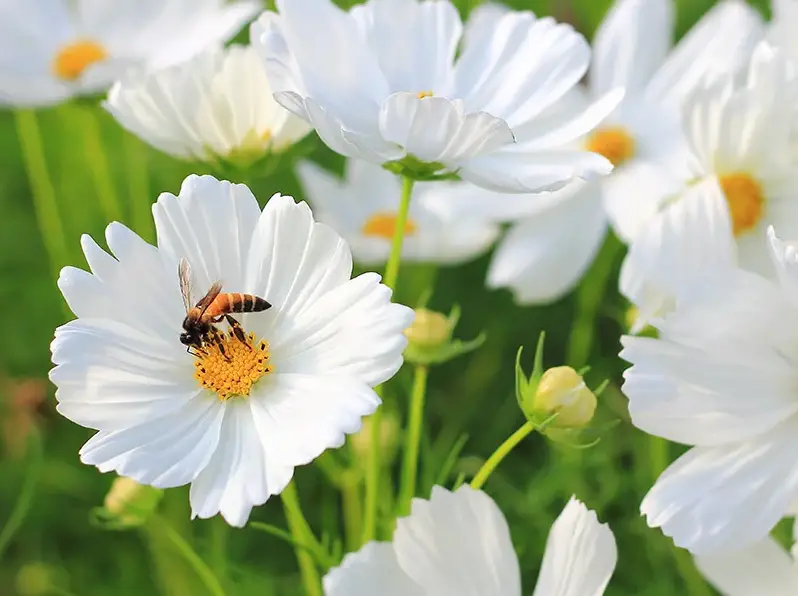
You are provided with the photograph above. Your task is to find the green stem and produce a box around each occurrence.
[566,234,624,369]
[341,477,363,552]
[13,110,70,280]
[78,105,124,224]
[282,482,322,596]
[397,365,429,516]
[649,436,669,479]
[0,431,42,561]
[209,516,228,588]
[122,132,154,242]
[470,421,535,490]
[362,175,415,543]
[153,518,227,596]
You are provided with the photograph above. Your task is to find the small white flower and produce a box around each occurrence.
[251,0,624,194]
[695,536,798,596]
[323,485,617,596]
[104,45,312,165]
[50,174,414,527]
[621,226,798,554]
[0,0,260,108]
[425,0,762,305]
[621,42,798,329]
[297,159,500,266]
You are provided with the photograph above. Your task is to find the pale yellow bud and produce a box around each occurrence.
[350,413,400,466]
[102,476,161,527]
[15,563,54,596]
[530,366,597,428]
[404,308,450,350]
[624,305,639,331]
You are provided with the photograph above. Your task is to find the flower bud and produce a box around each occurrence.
[15,563,56,596]
[528,366,597,428]
[404,308,451,350]
[100,476,162,529]
[350,413,400,467]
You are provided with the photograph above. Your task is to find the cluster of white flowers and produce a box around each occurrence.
[10,0,798,592]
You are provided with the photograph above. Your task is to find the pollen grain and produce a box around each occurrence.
[52,40,108,81]
[585,126,636,167]
[362,212,418,240]
[416,91,433,99]
[193,331,272,401]
[719,172,764,236]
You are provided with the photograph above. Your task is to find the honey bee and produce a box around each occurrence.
[178,257,271,357]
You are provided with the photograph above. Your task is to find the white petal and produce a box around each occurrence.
[695,538,798,596]
[271,273,414,387]
[50,318,196,430]
[590,0,673,97]
[768,226,798,305]
[619,177,736,330]
[621,334,798,446]
[153,174,262,294]
[323,542,421,596]
[641,419,798,555]
[248,373,380,468]
[645,0,765,108]
[79,394,223,489]
[532,498,617,596]
[459,149,612,194]
[189,399,293,526]
[487,181,607,304]
[393,485,521,596]
[379,93,514,163]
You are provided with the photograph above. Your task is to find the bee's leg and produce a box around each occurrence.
[225,315,250,348]
[209,328,231,361]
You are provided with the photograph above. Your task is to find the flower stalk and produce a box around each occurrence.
[282,482,323,596]
[397,364,429,516]
[470,421,536,490]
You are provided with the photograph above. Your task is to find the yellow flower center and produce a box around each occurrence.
[416,91,433,99]
[718,172,764,236]
[52,40,108,81]
[193,330,272,401]
[585,126,636,167]
[362,212,418,240]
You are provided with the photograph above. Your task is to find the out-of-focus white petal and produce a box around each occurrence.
[695,538,798,596]
[532,498,617,596]
[323,542,421,596]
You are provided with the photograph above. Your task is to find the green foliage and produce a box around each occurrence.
[0,1,772,595]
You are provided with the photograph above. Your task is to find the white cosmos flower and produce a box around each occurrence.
[251,0,625,194]
[0,0,260,108]
[424,0,762,305]
[322,485,617,596]
[695,530,798,596]
[49,174,414,527]
[296,159,500,266]
[620,226,798,554]
[621,41,798,329]
[103,45,311,165]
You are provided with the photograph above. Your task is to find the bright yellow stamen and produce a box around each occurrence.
[362,212,418,240]
[585,126,636,167]
[718,172,764,236]
[52,40,108,81]
[416,91,433,99]
[193,331,272,401]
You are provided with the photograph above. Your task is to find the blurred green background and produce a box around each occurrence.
[0,0,775,594]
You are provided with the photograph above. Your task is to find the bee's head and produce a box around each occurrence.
[179,332,194,346]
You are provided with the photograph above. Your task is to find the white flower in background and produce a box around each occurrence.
[0,0,260,108]
[695,525,798,596]
[104,45,311,165]
[50,175,414,526]
[251,0,625,194]
[424,0,762,305]
[621,42,798,329]
[621,227,798,554]
[323,485,617,596]
[297,160,499,266]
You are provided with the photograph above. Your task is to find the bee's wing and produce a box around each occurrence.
[196,281,224,316]
[178,257,193,313]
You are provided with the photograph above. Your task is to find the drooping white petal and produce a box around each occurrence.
[79,394,223,489]
[641,419,798,555]
[392,485,522,596]
[487,181,607,304]
[768,226,798,306]
[323,542,421,596]
[694,538,798,596]
[532,498,617,596]
[590,0,673,97]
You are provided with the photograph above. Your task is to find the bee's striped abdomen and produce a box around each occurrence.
[206,293,271,318]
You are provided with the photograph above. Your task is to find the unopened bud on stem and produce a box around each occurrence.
[528,366,597,428]
[404,308,451,350]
